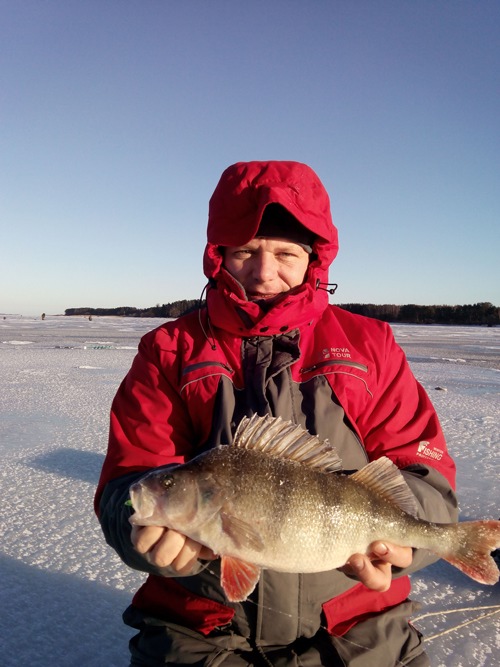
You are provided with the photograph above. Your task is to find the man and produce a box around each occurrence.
[95,161,458,666]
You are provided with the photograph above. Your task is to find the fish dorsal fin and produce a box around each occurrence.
[233,414,343,473]
[350,457,419,517]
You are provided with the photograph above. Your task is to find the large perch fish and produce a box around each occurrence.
[129,414,500,602]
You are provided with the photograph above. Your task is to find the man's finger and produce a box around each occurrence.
[171,537,202,573]
[131,525,166,554]
[359,557,392,592]
[369,542,413,568]
[149,529,187,568]
[345,554,393,592]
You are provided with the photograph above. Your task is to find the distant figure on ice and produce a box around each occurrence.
[95,161,459,666]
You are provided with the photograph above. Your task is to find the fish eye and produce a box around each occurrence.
[159,474,174,489]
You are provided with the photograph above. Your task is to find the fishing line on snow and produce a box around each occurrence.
[412,604,500,642]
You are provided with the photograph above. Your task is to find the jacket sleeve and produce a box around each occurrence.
[94,328,204,576]
[399,465,459,574]
[355,322,459,574]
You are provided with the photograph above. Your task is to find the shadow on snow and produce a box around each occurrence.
[0,553,135,667]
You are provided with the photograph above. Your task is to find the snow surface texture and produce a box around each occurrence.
[0,315,498,667]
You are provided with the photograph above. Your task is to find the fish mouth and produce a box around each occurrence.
[129,482,157,523]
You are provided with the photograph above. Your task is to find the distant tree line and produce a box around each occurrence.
[338,302,499,326]
[65,300,200,318]
[65,300,499,326]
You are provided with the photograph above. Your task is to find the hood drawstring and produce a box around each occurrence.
[198,281,217,351]
[315,279,338,295]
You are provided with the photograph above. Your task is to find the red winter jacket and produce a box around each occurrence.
[95,161,457,644]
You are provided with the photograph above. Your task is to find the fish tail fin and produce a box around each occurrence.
[444,520,500,585]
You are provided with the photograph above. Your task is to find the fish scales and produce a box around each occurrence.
[129,414,500,601]
[185,446,335,571]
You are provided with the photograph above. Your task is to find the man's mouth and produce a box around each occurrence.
[247,292,278,301]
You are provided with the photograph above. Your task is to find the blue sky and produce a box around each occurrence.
[1,1,499,316]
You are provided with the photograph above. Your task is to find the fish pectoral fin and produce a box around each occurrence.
[220,512,265,552]
[350,456,419,517]
[221,556,261,602]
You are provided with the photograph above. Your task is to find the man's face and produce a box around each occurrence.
[223,237,310,302]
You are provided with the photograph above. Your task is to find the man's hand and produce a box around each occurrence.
[131,525,215,575]
[339,541,413,591]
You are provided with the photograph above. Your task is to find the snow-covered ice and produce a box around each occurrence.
[0,315,498,666]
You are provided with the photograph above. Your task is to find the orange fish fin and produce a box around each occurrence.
[350,457,419,516]
[232,414,343,472]
[444,520,500,585]
[221,556,261,602]
[220,512,265,552]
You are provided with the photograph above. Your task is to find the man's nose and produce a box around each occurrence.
[253,252,277,282]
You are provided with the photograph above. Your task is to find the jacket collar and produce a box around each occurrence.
[206,265,330,337]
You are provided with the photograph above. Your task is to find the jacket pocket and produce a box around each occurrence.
[322,577,411,636]
[299,360,372,397]
[130,576,235,636]
[180,361,235,393]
